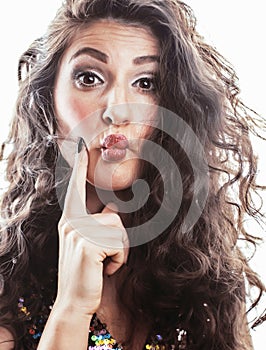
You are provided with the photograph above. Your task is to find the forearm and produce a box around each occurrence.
[37,303,92,350]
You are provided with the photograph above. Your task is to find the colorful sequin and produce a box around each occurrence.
[88,314,122,350]
[18,295,188,349]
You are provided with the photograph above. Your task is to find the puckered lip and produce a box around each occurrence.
[101,133,129,150]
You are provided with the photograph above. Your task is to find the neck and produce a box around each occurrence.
[97,271,151,349]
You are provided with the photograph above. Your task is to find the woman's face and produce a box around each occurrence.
[54,20,159,191]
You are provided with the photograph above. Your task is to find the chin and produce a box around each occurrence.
[87,160,139,192]
[87,173,137,192]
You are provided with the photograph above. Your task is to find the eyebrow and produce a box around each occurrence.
[133,55,159,65]
[69,47,108,63]
[69,47,159,65]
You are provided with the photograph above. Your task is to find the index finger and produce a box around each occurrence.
[63,138,89,218]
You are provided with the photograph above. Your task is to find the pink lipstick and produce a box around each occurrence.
[101,134,129,162]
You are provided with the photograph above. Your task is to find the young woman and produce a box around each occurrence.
[0,0,265,349]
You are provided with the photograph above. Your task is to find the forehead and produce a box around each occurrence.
[64,19,159,59]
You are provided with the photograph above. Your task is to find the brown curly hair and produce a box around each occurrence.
[0,0,265,349]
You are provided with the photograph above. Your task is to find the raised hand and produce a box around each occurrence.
[56,138,129,317]
[37,139,129,349]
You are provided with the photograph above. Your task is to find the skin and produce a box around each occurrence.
[37,21,160,349]
[0,17,255,350]
[0,19,159,350]
[0,328,14,350]
[54,20,159,197]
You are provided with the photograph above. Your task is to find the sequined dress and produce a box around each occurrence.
[18,293,188,350]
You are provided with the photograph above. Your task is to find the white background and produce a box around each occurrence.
[0,1,265,348]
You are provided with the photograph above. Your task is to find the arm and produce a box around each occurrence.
[0,327,14,350]
[37,306,92,350]
[37,142,128,349]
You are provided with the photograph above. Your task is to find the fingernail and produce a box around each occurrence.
[78,137,85,153]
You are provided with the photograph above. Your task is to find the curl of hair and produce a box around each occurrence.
[0,1,265,349]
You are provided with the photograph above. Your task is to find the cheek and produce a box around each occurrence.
[135,102,157,133]
[55,94,89,133]
[54,78,101,135]
[134,124,155,148]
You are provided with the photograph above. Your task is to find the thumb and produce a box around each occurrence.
[101,202,119,214]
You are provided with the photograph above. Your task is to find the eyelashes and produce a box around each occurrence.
[132,77,156,93]
[73,69,104,88]
[72,68,158,93]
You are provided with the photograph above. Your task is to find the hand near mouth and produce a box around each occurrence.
[38,137,129,349]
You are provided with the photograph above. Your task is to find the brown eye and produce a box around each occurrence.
[82,73,98,85]
[139,78,153,90]
[133,77,156,92]
[75,71,104,87]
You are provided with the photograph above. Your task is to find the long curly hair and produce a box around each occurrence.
[0,0,265,349]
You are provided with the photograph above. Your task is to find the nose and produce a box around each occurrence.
[102,85,132,125]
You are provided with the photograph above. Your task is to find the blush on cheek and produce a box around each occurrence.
[55,91,87,131]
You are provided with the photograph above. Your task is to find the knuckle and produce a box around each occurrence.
[58,220,70,235]
[58,219,80,239]
[75,236,88,252]
[109,213,122,225]
[69,230,82,244]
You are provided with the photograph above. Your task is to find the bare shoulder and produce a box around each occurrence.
[0,327,14,350]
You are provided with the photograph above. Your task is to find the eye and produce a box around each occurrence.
[133,77,156,93]
[74,71,104,88]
